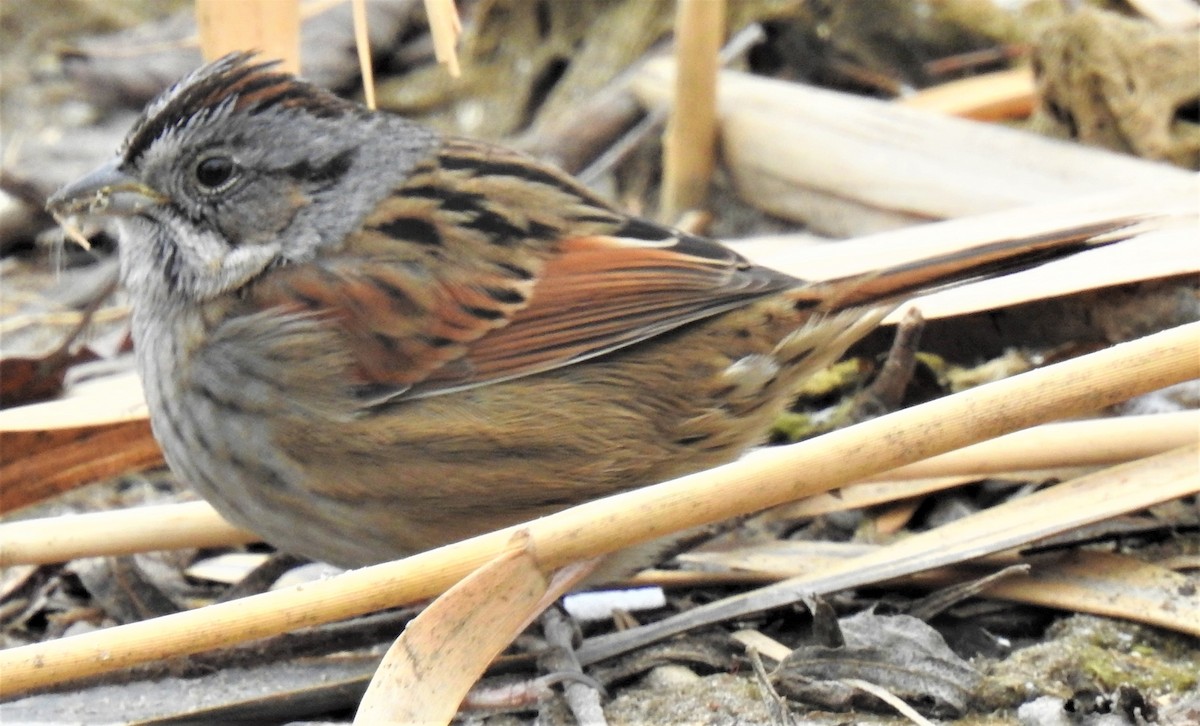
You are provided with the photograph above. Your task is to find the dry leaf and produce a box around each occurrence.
[773,611,979,717]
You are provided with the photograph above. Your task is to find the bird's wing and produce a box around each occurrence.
[246,139,797,401]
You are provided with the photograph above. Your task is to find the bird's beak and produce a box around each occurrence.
[46,159,168,218]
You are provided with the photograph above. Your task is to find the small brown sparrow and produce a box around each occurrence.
[49,54,1115,568]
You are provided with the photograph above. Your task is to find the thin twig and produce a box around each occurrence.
[540,608,607,725]
[351,0,376,109]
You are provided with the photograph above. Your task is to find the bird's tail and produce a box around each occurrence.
[790,218,1139,312]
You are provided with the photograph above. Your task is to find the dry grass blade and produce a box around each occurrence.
[732,629,792,662]
[0,369,146,431]
[677,545,1200,634]
[0,501,256,568]
[195,0,300,72]
[0,322,1194,696]
[354,533,588,724]
[773,475,1018,520]
[778,411,1200,517]
[980,550,1200,631]
[900,67,1035,121]
[0,370,160,513]
[423,0,461,77]
[842,679,936,726]
[351,0,375,110]
[871,499,922,536]
[866,411,1199,480]
[576,443,1200,665]
[0,420,164,515]
[661,0,724,220]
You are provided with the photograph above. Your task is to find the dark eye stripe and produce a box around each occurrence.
[283,149,356,188]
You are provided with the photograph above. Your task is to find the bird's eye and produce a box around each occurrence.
[194,155,238,192]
